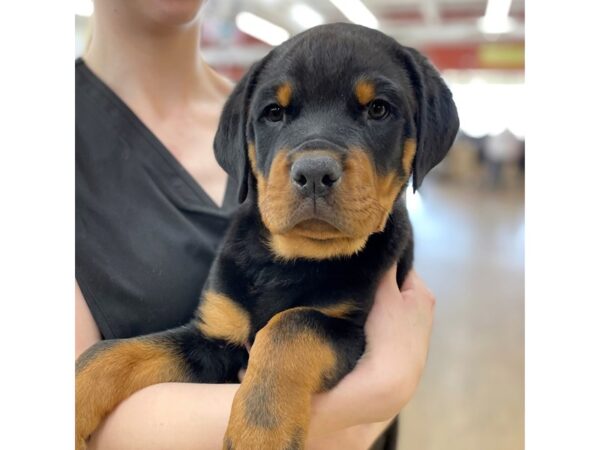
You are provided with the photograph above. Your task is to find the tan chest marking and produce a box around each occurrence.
[197,291,251,345]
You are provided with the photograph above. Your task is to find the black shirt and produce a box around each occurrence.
[75,58,238,340]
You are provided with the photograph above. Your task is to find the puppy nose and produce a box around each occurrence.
[291,156,342,197]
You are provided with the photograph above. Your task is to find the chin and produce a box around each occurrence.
[143,0,206,27]
[268,232,370,261]
[266,218,372,261]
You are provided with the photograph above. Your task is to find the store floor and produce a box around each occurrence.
[397,175,524,450]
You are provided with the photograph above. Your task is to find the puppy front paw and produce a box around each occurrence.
[223,381,308,450]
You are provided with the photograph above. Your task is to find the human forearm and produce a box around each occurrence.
[307,418,395,450]
[86,382,379,450]
[87,382,238,450]
[309,366,403,436]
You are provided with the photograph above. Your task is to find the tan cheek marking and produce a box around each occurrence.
[365,139,419,231]
[401,138,417,181]
[375,172,403,231]
[248,143,302,241]
[257,150,295,233]
[372,139,418,231]
[335,149,387,232]
[197,291,251,345]
[276,82,293,108]
[248,143,272,226]
[355,79,376,105]
[248,143,259,178]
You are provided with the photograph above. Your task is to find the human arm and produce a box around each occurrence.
[76,282,101,359]
[76,282,242,449]
[76,267,435,450]
[309,267,435,435]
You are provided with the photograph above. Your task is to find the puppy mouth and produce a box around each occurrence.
[291,219,345,240]
[277,198,350,239]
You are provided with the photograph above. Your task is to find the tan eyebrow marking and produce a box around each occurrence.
[276,82,293,107]
[355,79,376,105]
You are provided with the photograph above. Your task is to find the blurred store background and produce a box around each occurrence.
[76,1,524,449]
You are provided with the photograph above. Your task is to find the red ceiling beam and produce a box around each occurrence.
[423,42,524,70]
[381,6,524,23]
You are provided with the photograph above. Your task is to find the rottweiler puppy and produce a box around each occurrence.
[76,23,459,450]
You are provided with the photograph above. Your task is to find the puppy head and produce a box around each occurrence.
[214,23,459,260]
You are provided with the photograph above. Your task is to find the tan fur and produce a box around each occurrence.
[315,301,358,318]
[76,340,188,449]
[197,291,251,345]
[401,138,417,181]
[269,233,369,260]
[374,172,403,231]
[355,79,376,105]
[248,143,259,174]
[276,82,293,107]
[224,307,337,449]
[329,149,399,237]
[249,143,411,260]
[260,148,371,260]
[254,149,296,234]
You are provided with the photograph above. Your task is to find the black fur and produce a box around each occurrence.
[398,46,460,190]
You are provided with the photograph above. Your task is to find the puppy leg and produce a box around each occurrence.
[76,325,246,450]
[224,307,365,450]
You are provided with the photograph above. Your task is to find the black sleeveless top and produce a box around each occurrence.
[75,58,239,340]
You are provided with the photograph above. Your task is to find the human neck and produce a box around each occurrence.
[83,11,227,111]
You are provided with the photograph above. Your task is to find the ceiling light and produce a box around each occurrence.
[235,12,290,46]
[484,0,513,21]
[478,0,515,34]
[75,0,94,17]
[478,16,516,34]
[291,4,325,29]
[329,0,379,30]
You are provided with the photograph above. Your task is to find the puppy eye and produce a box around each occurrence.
[367,100,390,120]
[264,104,284,122]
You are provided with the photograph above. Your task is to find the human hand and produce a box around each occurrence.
[308,266,436,438]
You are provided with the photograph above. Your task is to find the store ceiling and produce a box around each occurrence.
[198,0,524,67]
[204,0,525,46]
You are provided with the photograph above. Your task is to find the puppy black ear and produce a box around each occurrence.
[214,58,269,203]
[398,46,460,191]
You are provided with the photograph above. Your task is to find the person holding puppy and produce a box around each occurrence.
[76,1,435,448]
